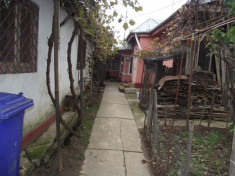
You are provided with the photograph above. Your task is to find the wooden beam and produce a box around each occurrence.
[215,56,221,86]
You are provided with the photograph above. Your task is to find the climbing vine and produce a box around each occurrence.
[46,0,143,172]
[138,0,234,60]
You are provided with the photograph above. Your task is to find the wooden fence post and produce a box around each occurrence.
[208,94,215,128]
[229,126,235,175]
[199,100,206,126]
[164,104,168,126]
[152,89,159,154]
[215,56,221,86]
[53,0,62,172]
[186,41,195,129]
[146,88,154,138]
[184,120,194,176]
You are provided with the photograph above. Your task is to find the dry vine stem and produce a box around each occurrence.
[46,15,81,138]
[67,22,82,128]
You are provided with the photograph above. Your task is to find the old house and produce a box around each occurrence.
[0,0,93,147]
[118,19,161,87]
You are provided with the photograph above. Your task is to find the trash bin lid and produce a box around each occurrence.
[0,92,33,120]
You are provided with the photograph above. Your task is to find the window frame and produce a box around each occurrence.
[0,0,39,74]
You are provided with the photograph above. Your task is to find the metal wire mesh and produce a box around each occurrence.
[0,0,39,74]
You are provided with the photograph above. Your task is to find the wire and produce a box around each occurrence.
[182,16,235,40]
[127,0,185,18]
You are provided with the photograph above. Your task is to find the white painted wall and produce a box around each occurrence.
[0,0,92,135]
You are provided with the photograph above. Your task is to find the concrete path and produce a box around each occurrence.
[80,82,151,176]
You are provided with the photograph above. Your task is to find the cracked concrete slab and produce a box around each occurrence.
[80,149,125,176]
[102,95,128,104]
[103,88,119,93]
[120,119,142,152]
[102,92,124,98]
[101,85,128,104]
[103,87,120,92]
[104,82,121,88]
[125,152,151,176]
[88,118,123,150]
[88,118,142,152]
[97,103,134,119]
[80,82,151,176]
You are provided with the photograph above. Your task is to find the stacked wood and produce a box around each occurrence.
[157,70,228,121]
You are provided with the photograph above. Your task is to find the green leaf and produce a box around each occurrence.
[113,11,118,17]
[118,17,123,23]
[213,50,219,55]
[129,19,135,26]
[212,44,219,50]
[229,26,235,43]
[212,28,224,42]
[230,35,235,43]
[128,1,134,8]
[135,6,143,12]
[123,0,127,7]
[205,42,211,48]
[123,22,129,30]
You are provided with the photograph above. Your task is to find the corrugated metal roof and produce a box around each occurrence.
[186,0,215,4]
[130,18,161,33]
[119,42,134,50]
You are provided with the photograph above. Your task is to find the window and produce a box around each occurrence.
[77,36,87,70]
[129,57,133,74]
[108,61,119,71]
[0,0,39,74]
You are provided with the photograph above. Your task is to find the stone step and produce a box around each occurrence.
[125,88,139,94]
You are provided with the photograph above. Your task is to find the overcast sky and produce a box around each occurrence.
[109,0,187,42]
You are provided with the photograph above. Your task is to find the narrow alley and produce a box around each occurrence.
[79,82,151,176]
[0,0,234,175]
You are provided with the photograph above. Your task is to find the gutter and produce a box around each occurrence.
[135,32,143,98]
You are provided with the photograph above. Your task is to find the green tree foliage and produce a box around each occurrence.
[129,19,136,26]
[212,27,235,45]
[62,0,142,62]
[225,0,235,17]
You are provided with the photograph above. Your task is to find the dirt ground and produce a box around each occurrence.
[144,125,233,176]
[126,92,233,176]
[31,88,103,176]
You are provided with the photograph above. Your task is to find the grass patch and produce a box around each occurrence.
[73,153,84,161]
[206,130,225,146]
[125,94,137,100]
[25,145,48,159]
[150,126,232,176]
[32,86,104,176]
[190,127,231,175]
[78,87,103,148]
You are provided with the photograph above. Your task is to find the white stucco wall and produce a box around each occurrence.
[0,0,92,135]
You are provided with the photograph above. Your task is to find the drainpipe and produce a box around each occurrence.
[135,33,144,98]
[135,33,141,50]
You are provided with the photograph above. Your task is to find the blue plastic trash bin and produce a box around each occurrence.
[0,92,33,176]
